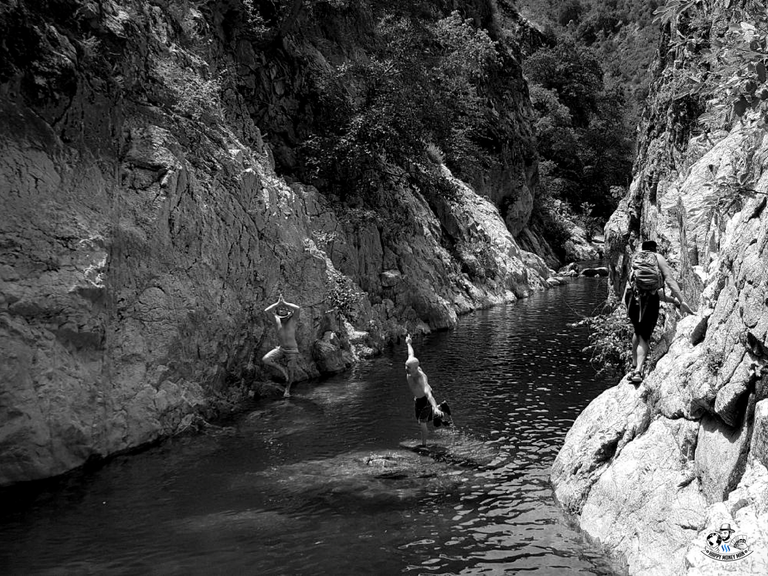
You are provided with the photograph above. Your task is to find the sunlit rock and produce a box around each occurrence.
[554,4,768,572]
[551,381,650,515]
[580,417,706,576]
[695,413,751,505]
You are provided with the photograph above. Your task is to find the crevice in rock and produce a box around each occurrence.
[749,196,767,219]
[723,391,757,501]
[690,314,709,346]
[595,436,620,465]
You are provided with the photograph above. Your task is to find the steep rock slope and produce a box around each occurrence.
[0,0,550,485]
[554,2,768,574]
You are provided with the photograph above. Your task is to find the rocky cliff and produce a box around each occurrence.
[0,0,553,486]
[553,1,768,574]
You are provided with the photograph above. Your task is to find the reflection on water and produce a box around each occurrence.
[0,277,620,575]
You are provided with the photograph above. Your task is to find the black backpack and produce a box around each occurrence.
[627,250,664,321]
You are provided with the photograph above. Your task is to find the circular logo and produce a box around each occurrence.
[701,525,753,562]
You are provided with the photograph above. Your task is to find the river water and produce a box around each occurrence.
[0,275,621,575]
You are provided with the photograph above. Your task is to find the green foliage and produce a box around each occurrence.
[327,272,362,317]
[651,0,703,26]
[702,3,768,124]
[580,293,634,378]
[701,136,768,214]
[425,142,445,165]
[519,0,660,129]
[173,75,224,121]
[529,160,573,261]
[301,9,501,200]
[525,38,603,127]
[525,39,633,222]
[651,0,768,129]
[153,56,224,122]
[457,238,500,280]
[558,0,585,27]
[705,348,724,375]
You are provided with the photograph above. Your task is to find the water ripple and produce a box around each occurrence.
[0,277,620,575]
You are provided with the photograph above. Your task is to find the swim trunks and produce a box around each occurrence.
[414,396,433,423]
[270,346,299,362]
[626,291,660,341]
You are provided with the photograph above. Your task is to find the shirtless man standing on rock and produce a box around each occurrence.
[405,334,444,447]
[262,294,301,397]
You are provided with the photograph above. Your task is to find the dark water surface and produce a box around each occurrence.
[0,276,620,575]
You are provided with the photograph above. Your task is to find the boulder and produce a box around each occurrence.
[580,417,706,576]
[311,332,351,375]
[551,381,651,515]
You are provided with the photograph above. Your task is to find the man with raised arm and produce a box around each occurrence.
[405,334,443,447]
[262,294,301,397]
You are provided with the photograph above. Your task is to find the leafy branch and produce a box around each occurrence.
[657,0,768,124]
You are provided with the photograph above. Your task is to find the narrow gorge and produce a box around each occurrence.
[2,1,768,575]
[552,1,768,574]
[0,0,558,486]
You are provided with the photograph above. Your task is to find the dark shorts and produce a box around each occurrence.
[264,346,299,365]
[626,291,660,341]
[414,396,433,423]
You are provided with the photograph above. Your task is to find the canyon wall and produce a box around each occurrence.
[0,0,551,486]
[553,1,768,574]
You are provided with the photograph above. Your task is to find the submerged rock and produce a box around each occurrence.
[236,449,467,512]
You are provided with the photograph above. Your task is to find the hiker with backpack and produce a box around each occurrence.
[624,240,694,384]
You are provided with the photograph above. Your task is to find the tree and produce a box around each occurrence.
[301,10,501,200]
[557,0,584,27]
[524,38,603,127]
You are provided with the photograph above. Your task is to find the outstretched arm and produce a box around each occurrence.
[405,334,416,360]
[406,335,441,415]
[658,256,695,315]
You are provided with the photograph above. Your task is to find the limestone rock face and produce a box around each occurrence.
[0,1,550,485]
[580,417,706,576]
[555,3,768,573]
[552,382,651,515]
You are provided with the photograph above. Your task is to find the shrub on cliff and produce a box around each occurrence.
[300,9,501,201]
[580,293,634,378]
[655,0,768,127]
